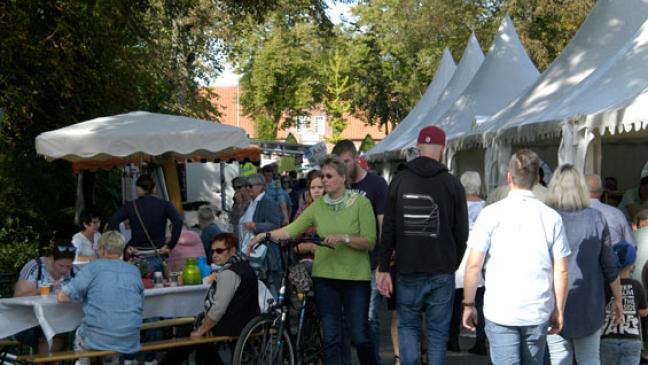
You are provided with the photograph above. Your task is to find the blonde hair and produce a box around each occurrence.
[546,164,591,211]
[98,231,126,256]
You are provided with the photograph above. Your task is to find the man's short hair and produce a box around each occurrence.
[246,173,266,188]
[136,175,155,194]
[637,209,648,226]
[508,149,539,190]
[586,174,604,196]
[198,205,216,226]
[98,231,126,256]
[332,140,358,158]
[211,232,238,251]
[261,164,276,174]
[460,171,482,195]
[232,176,248,189]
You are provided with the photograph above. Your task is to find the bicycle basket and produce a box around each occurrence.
[288,262,312,293]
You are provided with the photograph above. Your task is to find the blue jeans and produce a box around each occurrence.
[368,270,382,365]
[396,273,454,365]
[600,338,642,365]
[485,319,549,365]
[313,278,377,365]
[547,329,601,365]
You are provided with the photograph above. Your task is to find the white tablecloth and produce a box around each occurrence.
[0,284,209,346]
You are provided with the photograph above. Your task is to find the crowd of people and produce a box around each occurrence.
[9,124,648,365]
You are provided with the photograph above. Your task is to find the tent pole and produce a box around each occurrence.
[162,159,184,215]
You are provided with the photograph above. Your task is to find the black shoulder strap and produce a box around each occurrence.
[36,257,43,283]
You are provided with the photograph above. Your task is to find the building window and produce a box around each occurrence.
[314,115,326,135]
[297,116,310,135]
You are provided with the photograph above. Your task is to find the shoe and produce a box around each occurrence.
[123,361,138,365]
[143,361,158,365]
[468,345,488,356]
[447,342,461,352]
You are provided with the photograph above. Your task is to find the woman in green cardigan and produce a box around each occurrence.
[248,155,378,365]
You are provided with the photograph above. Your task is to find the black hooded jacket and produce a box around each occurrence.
[377,156,469,274]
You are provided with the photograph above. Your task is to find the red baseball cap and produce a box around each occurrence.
[417,125,446,145]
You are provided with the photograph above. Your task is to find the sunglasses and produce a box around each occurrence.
[213,247,229,255]
[321,174,337,180]
[56,245,76,253]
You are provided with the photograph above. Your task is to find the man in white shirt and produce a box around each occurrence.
[462,149,571,365]
[586,174,635,246]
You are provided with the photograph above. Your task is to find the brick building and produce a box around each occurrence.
[209,86,387,150]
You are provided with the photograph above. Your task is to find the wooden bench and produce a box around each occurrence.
[140,317,195,331]
[15,335,238,364]
[1,339,21,364]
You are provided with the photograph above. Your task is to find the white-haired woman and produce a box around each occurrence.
[449,171,487,354]
[545,165,623,365]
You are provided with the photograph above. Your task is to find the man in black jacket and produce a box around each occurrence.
[376,125,469,365]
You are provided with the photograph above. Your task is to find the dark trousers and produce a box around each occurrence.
[313,278,378,365]
[449,287,486,349]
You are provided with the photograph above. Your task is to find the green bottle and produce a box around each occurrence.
[182,257,202,285]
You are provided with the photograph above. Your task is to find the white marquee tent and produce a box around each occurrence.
[454,0,648,190]
[383,33,485,161]
[417,15,540,185]
[36,110,250,164]
[367,48,456,161]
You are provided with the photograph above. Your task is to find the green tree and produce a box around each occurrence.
[323,50,352,144]
[0,0,283,242]
[359,134,376,153]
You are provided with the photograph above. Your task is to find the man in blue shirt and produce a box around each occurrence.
[58,231,144,365]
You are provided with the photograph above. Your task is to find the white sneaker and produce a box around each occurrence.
[143,360,158,365]
[123,360,138,365]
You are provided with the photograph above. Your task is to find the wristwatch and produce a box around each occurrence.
[344,234,351,244]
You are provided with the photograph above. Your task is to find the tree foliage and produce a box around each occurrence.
[323,50,351,144]
[0,0,278,242]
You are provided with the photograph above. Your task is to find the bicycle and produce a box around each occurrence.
[233,234,331,365]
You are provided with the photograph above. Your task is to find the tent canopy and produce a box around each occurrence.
[367,48,456,160]
[464,0,648,147]
[431,15,539,146]
[35,111,252,168]
[385,33,484,160]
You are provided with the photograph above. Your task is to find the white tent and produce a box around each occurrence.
[367,48,456,161]
[454,0,648,189]
[429,15,539,181]
[384,33,484,161]
[35,110,250,163]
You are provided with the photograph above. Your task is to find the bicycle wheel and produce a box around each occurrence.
[297,299,324,365]
[233,314,296,365]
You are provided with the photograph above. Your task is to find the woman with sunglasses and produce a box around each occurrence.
[14,242,77,353]
[162,232,259,365]
[248,155,378,365]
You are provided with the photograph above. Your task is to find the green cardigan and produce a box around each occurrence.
[285,193,376,281]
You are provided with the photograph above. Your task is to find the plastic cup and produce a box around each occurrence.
[39,284,51,297]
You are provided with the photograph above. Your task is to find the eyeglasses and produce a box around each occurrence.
[213,247,229,255]
[56,245,76,253]
[321,174,337,180]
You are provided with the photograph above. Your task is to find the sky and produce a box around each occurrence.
[212,1,353,86]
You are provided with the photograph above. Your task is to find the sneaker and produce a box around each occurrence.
[143,361,158,365]
[123,360,138,365]
[468,345,488,356]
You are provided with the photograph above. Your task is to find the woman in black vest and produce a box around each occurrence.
[161,232,259,365]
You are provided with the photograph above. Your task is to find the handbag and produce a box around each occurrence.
[133,199,170,279]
